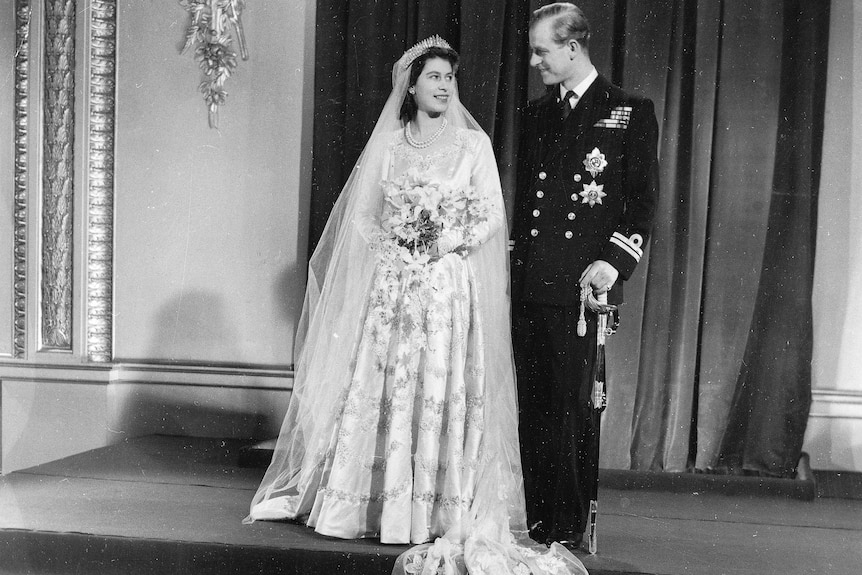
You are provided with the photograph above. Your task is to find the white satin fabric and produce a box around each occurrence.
[246,47,587,575]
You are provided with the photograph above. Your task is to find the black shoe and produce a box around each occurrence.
[546,531,584,552]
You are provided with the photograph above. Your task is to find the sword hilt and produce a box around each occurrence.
[583,288,617,316]
[578,287,618,338]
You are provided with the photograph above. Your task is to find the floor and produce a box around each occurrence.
[1,435,860,574]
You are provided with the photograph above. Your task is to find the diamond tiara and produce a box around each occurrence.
[402,35,453,70]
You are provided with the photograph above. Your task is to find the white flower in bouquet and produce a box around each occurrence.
[374,168,490,269]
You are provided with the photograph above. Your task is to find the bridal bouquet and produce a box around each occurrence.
[373,168,490,270]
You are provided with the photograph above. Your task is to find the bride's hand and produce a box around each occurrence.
[435,229,464,256]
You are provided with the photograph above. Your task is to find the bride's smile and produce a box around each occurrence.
[410,57,455,118]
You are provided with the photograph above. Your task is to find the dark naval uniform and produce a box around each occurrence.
[512,73,659,541]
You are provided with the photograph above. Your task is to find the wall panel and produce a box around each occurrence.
[0,0,15,357]
[1,1,313,473]
[112,1,314,367]
[808,0,862,471]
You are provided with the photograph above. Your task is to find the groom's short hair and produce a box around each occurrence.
[531,2,591,53]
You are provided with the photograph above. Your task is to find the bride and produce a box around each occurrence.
[245,36,587,575]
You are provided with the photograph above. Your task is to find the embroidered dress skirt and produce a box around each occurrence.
[306,253,486,544]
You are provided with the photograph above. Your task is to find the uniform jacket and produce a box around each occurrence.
[511,74,659,306]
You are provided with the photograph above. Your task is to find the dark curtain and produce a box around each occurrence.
[621,0,829,476]
[309,0,533,253]
[621,0,714,473]
[309,0,830,479]
[714,0,829,477]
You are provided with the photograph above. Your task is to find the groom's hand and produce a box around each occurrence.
[579,260,619,294]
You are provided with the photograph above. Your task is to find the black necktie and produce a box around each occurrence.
[560,90,576,121]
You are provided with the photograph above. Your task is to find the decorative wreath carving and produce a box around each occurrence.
[180,0,249,129]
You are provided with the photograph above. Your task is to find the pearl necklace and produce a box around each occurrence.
[405,117,448,149]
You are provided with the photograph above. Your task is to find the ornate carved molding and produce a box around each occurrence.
[86,0,117,363]
[13,1,32,358]
[40,0,76,351]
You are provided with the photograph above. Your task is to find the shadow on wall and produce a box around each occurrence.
[104,289,290,443]
[145,289,241,364]
[274,260,307,362]
[107,384,278,443]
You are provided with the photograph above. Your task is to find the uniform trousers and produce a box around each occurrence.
[513,301,598,538]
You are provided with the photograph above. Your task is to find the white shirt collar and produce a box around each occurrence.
[560,66,598,102]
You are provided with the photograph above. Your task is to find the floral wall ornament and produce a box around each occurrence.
[41,0,77,351]
[179,0,249,129]
[13,0,31,358]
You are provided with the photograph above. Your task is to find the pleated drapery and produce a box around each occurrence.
[713,0,828,477]
[309,0,533,253]
[309,0,830,479]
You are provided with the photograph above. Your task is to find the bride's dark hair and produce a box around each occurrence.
[399,46,459,123]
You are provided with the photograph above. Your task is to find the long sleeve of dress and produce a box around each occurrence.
[353,142,393,241]
[465,132,505,247]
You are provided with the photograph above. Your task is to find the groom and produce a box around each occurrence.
[511,2,659,550]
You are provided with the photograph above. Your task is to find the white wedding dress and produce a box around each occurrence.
[247,46,587,575]
[252,127,503,543]
[317,127,504,544]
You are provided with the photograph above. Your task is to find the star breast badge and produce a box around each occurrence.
[583,147,608,178]
[579,180,606,207]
